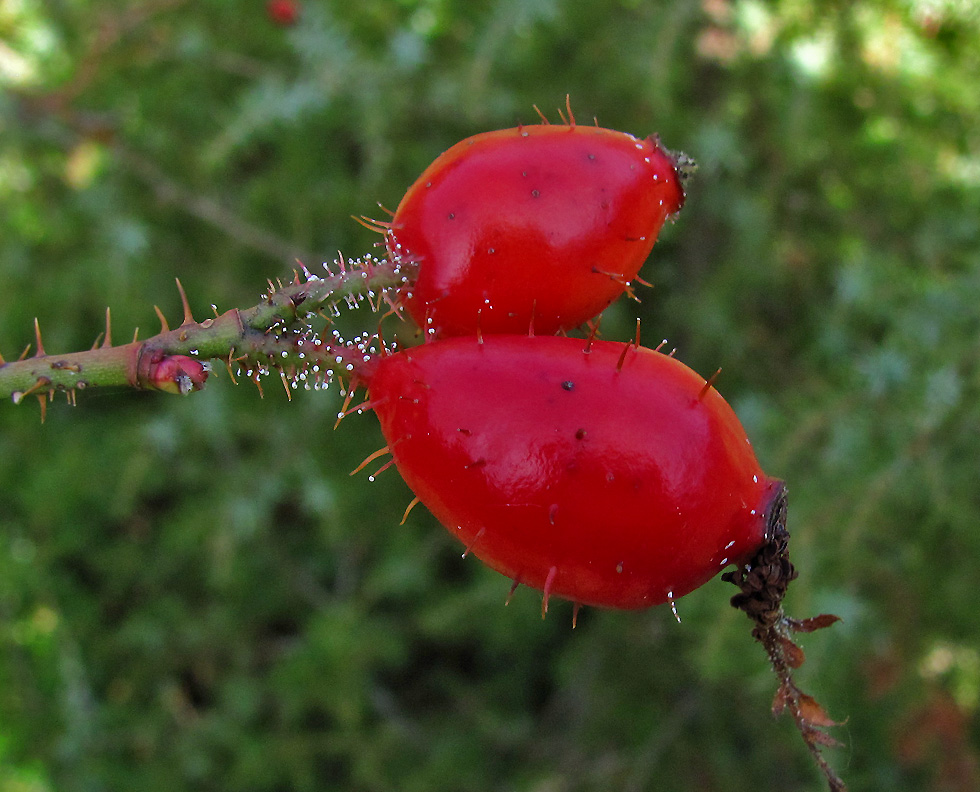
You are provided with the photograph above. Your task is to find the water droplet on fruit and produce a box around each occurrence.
[668,591,682,623]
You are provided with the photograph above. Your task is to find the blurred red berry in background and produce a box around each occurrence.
[267,0,299,27]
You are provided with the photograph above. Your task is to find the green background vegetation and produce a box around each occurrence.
[2,1,978,790]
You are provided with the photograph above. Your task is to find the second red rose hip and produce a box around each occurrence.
[364,335,781,611]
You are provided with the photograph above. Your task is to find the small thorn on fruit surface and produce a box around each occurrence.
[541,565,558,619]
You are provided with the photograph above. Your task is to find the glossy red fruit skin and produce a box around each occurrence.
[387,124,685,337]
[367,336,780,610]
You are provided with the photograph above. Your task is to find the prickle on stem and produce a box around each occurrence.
[175,278,196,326]
[33,318,47,357]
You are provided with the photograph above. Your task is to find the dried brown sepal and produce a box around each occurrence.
[797,693,840,729]
[805,727,845,750]
[778,634,807,669]
[722,483,847,792]
[788,614,842,633]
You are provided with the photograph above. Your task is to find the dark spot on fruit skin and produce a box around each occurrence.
[575,428,587,440]
[531,189,540,198]
[561,381,575,391]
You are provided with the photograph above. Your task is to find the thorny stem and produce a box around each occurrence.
[722,485,847,792]
[0,255,414,417]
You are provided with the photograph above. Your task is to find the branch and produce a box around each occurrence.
[0,254,413,420]
[723,485,848,792]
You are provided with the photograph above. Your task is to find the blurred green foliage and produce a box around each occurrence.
[2,1,979,790]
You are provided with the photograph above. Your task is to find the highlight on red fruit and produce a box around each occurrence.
[365,335,778,611]
[266,0,300,26]
[382,119,688,337]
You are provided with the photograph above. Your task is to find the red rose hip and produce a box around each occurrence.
[385,122,687,337]
[366,335,781,610]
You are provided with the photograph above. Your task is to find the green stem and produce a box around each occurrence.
[0,256,413,412]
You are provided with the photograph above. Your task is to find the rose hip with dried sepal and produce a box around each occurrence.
[363,334,778,611]
[358,334,847,789]
[379,115,689,337]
